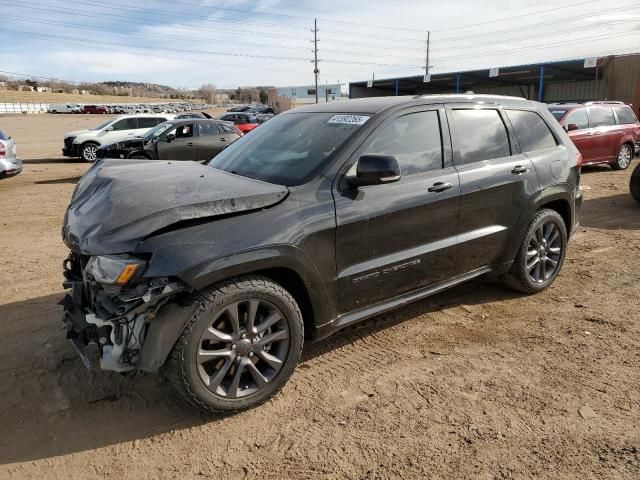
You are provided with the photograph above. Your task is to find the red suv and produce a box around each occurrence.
[548,101,639,170]
[81,105,108,114]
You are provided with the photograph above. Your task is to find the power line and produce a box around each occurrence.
[433,3,640,43]
[433,0,602,32]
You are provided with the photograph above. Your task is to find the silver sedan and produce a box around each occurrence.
[0,128,21,178]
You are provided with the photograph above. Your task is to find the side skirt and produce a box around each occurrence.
[313,266,493,341]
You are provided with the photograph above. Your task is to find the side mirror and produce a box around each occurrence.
[347,154,401,187]
[166,133,176,142]
[566,123,579,132]
[105,126,114,132]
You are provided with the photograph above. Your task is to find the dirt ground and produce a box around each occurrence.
[0,114,639,480]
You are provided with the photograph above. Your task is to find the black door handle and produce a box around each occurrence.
[511,165,529,174]
[428,182,454,193]
[220,137,227,142]
[187,142,194,147]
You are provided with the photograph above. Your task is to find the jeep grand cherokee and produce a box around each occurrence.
[61,94,582,413]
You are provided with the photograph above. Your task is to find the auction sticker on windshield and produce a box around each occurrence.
[327,115,370,125]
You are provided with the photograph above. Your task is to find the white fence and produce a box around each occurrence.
[0,102,50,114]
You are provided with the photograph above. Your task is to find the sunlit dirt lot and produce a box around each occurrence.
[1,113,639,479]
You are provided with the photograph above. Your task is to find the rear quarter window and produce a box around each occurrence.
[0,129,8,140]
[506,110,557,153]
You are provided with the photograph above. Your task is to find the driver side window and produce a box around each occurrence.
[565,109,589,130]
[361,110,443,176]
[174,124,194,138]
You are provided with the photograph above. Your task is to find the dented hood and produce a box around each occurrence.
[62,160,288,254]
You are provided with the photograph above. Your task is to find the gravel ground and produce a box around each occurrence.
[1,114,639,479]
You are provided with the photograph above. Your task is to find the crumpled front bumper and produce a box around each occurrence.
[0,156,22,178]
[61,252,187,372]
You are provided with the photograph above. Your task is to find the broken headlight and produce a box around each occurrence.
[85,255,144,285]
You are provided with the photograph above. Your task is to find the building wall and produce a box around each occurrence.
[275,84,341,101]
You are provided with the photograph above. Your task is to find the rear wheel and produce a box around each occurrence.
[612,143,633,170]
[504,209,568,294]
[166,276,304,413]
[80,142,99,162]
[630,163,640,202]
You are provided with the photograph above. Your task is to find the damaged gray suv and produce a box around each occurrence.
[61,95,582,412]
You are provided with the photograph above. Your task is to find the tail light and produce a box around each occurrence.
[0,143,5,156]
[233,126,243,136]
[576,152,583,173]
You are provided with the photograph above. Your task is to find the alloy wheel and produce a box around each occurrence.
[83,145,97,162]
[196,299,290,399]
[526,221,563,284]
[618,145,633,169]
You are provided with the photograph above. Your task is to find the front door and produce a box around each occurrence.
[447,106,540,274]
[156,123,197,160]
[563,108,594,163]
[334,107,460,313]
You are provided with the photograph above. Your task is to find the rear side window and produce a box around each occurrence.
[198,123,221,135]
[363,110,443,175]
[451,109,510,164]
[138,117,160,128]
[506,110,557,153]
[614,106,638,125]
[564,109,589,130]
[588,107,615,127]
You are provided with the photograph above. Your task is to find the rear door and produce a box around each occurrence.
[447,106,539,275]
[195,122,225,161]
[334,106,460,312]
[587,106,619,161]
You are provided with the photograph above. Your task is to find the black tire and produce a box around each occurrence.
[612,143,634,170]
[503,209,568,294]
[631,163,640,202]
[80,142,99,162]
[166,275,304,413]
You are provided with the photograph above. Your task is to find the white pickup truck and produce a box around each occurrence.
[62,114,173,162]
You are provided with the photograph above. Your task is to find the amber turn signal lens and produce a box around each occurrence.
[115,264,139,285]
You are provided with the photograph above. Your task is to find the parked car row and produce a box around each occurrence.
[49,102,214,115]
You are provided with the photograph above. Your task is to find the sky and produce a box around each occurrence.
[2,0,640,89]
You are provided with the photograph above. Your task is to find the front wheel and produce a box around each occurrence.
[612,144,633,170]
[504,209,568,294]
[80,142,99,162]
[166,276,304,413]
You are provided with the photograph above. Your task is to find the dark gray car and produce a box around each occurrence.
[61,94,582,413]
[97,119,242,162]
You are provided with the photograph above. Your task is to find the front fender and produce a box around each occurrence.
[179,244,335,329]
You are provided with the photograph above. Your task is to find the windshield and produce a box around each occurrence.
[93,119,113,130]
[549,109,567,121]
[144,122,174,140]
[208,112,369,186]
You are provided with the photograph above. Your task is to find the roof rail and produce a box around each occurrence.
[583,100,624,105]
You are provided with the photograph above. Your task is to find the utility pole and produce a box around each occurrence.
[312,18,319,104]
[425,30,431,75]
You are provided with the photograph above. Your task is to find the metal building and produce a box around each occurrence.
[349,53,640,108]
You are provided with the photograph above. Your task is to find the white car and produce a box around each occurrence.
[48,103,81,114]
[62,114,173,162]
[0,127,21,178]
